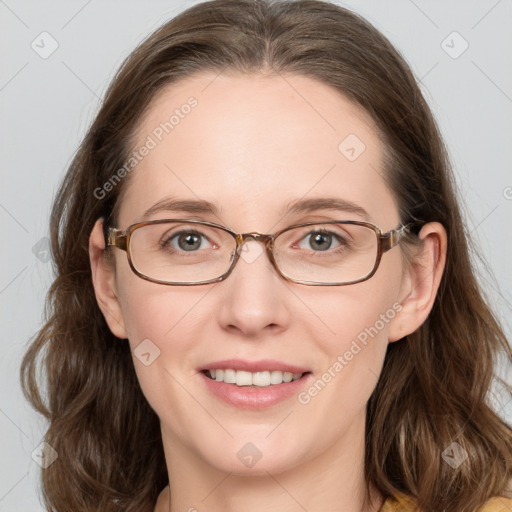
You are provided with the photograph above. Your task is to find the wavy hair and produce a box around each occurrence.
[21,0,512,510]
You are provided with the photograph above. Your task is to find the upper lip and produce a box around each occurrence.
[199,359,310,374]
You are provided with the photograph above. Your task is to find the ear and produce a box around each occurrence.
[388,222,447,342]
[89,218,128,339]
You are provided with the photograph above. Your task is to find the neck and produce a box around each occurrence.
[156,484,383,512]
[154,410,384,512]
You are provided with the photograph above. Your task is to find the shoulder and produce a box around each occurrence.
[476,497,512,511]
[380,492,416,512]
[380,492,512,512]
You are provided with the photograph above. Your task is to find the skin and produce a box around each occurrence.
[89,72,446,512]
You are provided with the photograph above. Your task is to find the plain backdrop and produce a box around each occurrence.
[1,0,511,510]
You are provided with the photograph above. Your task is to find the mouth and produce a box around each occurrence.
[198,358,313,409]
[199,367,314,409]
[201,369,312,387]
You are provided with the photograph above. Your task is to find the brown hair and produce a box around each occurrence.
[21,0,512,510]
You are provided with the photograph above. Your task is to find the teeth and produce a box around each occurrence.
[236,370,253,386]
[223,369,236,383]
[207,369,304,387]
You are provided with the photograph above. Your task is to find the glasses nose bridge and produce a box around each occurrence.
[236,232,275,253]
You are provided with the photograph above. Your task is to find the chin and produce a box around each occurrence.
[198,436,307,476]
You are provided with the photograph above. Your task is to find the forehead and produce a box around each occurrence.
[118,72,398,230]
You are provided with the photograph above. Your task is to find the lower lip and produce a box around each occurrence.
[200,371,313,410]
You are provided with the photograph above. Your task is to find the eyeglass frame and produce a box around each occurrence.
[105,218,415,286]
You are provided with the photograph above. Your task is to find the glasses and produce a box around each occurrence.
[106,219,413,286]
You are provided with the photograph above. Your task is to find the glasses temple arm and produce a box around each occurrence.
[106,227,128,251]
[380,223,413,252]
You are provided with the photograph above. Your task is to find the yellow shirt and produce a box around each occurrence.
[381,492,512,511]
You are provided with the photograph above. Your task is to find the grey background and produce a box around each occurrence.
[1,0,511,509]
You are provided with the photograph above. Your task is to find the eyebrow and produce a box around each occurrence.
[140,197,221,220]
[139,196,369,222]
[281,197,369,220]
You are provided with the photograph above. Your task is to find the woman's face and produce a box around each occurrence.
[101,72,410,476]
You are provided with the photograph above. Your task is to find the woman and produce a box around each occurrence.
[21,0,512,510]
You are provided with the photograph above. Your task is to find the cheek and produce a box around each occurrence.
[116,284,202,423]
[314,288,397,389]
[119,289,206,365]
[115,277,208,372]
[316,258,401,349]
[304,259,402,398]
[114,255,204,344]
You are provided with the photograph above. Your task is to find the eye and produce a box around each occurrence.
[296,229,347,252]
[161,229,215,252]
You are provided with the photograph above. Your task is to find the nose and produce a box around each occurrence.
[216,236,290,337]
